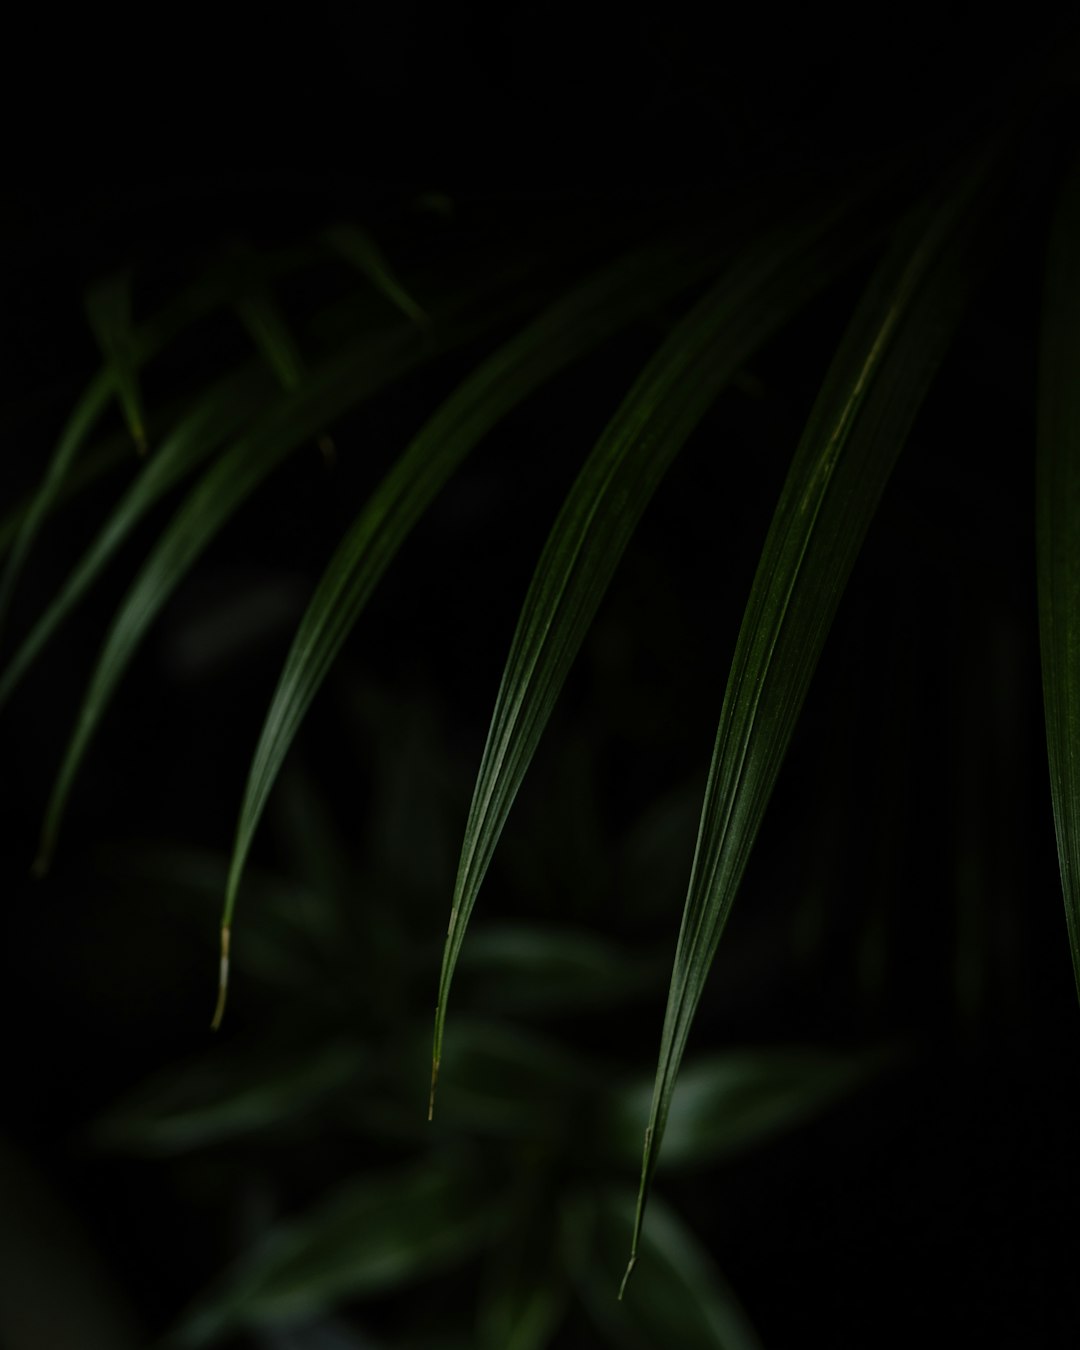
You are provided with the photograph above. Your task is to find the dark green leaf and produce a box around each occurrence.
[219,240,724,1023]
[0,252,297,636]
[622,155,1001,1286]
[426,1018,595,1141]
[1037,156,1080,999]
[431,193,876,1116]
[0,365,275,710]
[176,1163,503,1346]
[564,1189,761,1350]
[457,923,657,1017]
[0,369,114,636]
[92,1042,361,1155]
[605,1049,885,1172]
[35,285,513,879]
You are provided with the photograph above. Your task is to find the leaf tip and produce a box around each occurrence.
[617,1254,636,1301]
[210,924,231,1031]
[427,1055,440,1121]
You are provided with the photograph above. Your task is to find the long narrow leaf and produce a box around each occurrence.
[0,251,308,637]
[176,1162,501,1346]
[621,156,1001,1287]
[430,193,878,1116]
[34,280,525,877]
[0,365,275,710]
[1037,156,1080,997]
[0,433,131,558]
[0,369,114,635]
[564,1188,762,1350]
[217,240,727,1026]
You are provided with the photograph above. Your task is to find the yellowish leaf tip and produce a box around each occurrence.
[428,1057,440,1122]
[618,1254,636,1301]
[210,925,230,1031]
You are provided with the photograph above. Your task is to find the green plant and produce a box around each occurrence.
[3,57,1079,1347]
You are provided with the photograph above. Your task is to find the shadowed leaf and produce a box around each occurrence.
[0,370,115,637]
[0,365,275,710]
[92,1042,361,1155]
[621,154,1001,1286]
[0,250,312,638]
[35,271,528,877]
[176,1163,503,1346]
[564,1188,761,1350]
[218,239,725,1023]
[605,1049,886,1171]
[431,192,878,1116]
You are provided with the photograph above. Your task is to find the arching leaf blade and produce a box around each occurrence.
[1037,156,1080,998]
[218,240,729,1027]
[34,288,517,878]
[0,253,307,637]
[622,157,1002,1286]
[430,195,876,1116]
[0,365,276,711]
[0,369,115,637]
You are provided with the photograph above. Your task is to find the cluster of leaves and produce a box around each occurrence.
[2,100,1078,1343]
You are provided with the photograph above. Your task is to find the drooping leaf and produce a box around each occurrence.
[35,274,526,877]
[0,369,115,636]
[0,365,275,710]
[92,1042,361,1155]
[1037,156,1080,999]
[430,191,879,1115]
[218,238,725,1024]
[563,1188,762,1350]
[621,154,1002,1286]
[324,223,429,327]
[175,1162,504,1346]
[0,249,307,637]
[85,271,147,454]
[604,1048,886,1172]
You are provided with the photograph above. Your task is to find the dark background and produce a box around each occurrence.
[3,8,1080,1348]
